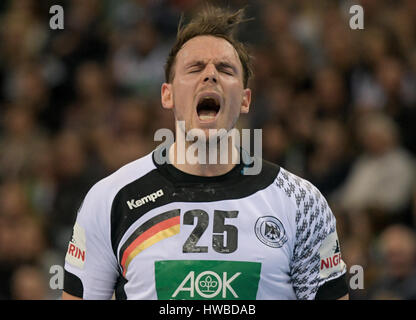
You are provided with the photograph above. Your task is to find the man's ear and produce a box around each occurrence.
[240,88,251,114]
[161,83,174,109]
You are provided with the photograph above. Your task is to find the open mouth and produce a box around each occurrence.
[196,95,221,122]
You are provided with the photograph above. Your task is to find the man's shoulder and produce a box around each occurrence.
[85,151,157,203]
[243,158,320,201]
[274,166,318,193]
[273,166,327,209]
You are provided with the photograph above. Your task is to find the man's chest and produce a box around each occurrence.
[113,193,295,299]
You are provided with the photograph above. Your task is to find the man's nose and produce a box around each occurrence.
[203,64,217,83]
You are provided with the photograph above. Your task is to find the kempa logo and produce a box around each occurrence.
[127,189,164,210]
[172,270,241,299]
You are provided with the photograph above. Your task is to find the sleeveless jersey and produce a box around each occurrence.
[64,147,347,300]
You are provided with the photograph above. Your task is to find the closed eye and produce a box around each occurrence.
[217,63,236,76]
[187,62,205,74]
[220,69,233,75]
[185,61,236,75]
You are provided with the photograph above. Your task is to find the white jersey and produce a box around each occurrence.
[64,147,347,300]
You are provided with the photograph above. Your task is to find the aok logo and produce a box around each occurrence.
[172,271,241,299]
[154,260,261,300]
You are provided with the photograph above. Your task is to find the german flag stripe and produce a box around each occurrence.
[119,209,180,275]
[122,222,180,276]
[119,209,180,259]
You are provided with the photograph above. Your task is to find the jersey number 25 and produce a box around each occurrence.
[182,210,239,254]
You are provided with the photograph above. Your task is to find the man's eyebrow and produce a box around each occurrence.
[215,61,238,73]
[185,60,206,68]
[185,60,238,73]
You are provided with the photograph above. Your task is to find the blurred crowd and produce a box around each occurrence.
[0,0,415,300]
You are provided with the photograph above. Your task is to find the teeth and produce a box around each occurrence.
[199,114,216,121]
[200,95,219,105]
[206,97,217,104]
[198,109,217,121]
[196,94,220,122]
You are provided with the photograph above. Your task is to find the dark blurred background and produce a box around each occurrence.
[0,0,415,300]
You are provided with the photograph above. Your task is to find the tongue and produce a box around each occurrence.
[198,109,217,120]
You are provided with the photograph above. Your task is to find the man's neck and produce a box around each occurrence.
[168,140,240,177]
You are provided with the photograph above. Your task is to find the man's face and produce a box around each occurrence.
[162,35,251,139]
